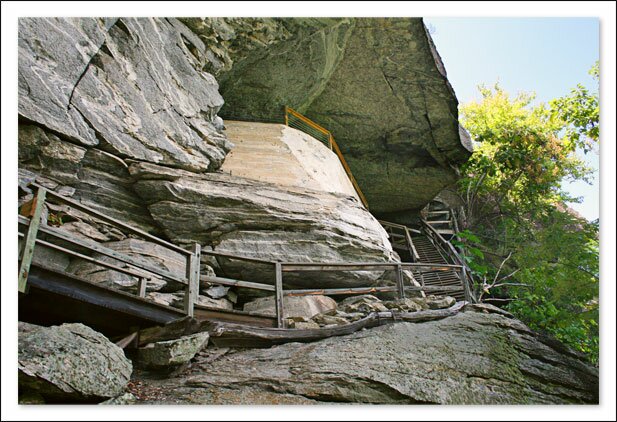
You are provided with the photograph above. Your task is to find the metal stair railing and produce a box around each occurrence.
[420,219,476,303]
[378,220,421,262]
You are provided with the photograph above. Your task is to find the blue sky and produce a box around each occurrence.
[424,17,600,221]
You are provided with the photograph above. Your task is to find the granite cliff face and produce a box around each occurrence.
[181,18,473,220]
[17,17,600,406]
[18,17,396,290]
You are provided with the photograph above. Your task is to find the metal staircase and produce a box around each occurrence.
[380,201,474,302]
[422,201,455,238]
[410,235,466,301]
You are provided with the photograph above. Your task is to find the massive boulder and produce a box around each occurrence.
[17,19,399,293]
[158,305,598,405]
[130,161,397,288]
[18,322,132,403]
[183,18,473,220]
[221,121,360,201]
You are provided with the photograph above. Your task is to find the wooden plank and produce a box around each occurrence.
[26,266,184,324]
[405,228,421,262]
[26,236,149,280]
[207,313,381,348]
[274,262,284,328]
[30,221,187,284]
[201,250,276,265]
[282,263,395,272]
[207,302,467,348]
[404,285,462,293]
[284,286,398,296]
[284,284,462,296]
[200,275,275,292]
[184,243,200,317]
[193,307,277,328]
[18,188,46,293]
[36,184,191,257]
[115,332,139,349]
[395,301,467,321]
[281,262,461,272]
[138,277,147,298]
[137,316,199,346]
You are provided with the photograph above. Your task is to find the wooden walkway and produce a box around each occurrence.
[18,182,474,347]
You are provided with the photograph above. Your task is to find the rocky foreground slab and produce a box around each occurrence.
[134,304,598,405]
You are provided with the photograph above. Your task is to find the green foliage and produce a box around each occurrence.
[550,60,599,153]
[452,230,488,278]
[457,63,600,364]
[47,212,64,227]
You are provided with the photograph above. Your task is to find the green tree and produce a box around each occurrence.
[455,62,599,363]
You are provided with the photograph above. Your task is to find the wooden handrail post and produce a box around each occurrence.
[395,264,405,299]
[138,277,148,298]
[18,187,46,293]
[184,243,201,317]
[275,262,284,328]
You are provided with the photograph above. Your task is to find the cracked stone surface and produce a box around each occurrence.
[134,305,598,405]
[19,17,232,172]
[18,18,400,293]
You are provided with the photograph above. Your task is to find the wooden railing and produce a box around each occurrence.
[17,184,473,329]
[284,106,369,209]
[201,249,468,328]
[18,184,201,317]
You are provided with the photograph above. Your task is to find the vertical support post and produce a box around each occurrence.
[275,262,284,328]
[395,264,405,299]
[184,243,201,317]
[138,277,148,298]
[419,271,426,297]
[284,106,289,126]
[18,188,46,294]
[461,266,470,304]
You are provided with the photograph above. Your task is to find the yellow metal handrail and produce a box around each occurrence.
[284,107,369,209]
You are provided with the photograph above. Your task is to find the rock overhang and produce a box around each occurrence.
[183,17,472,219]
